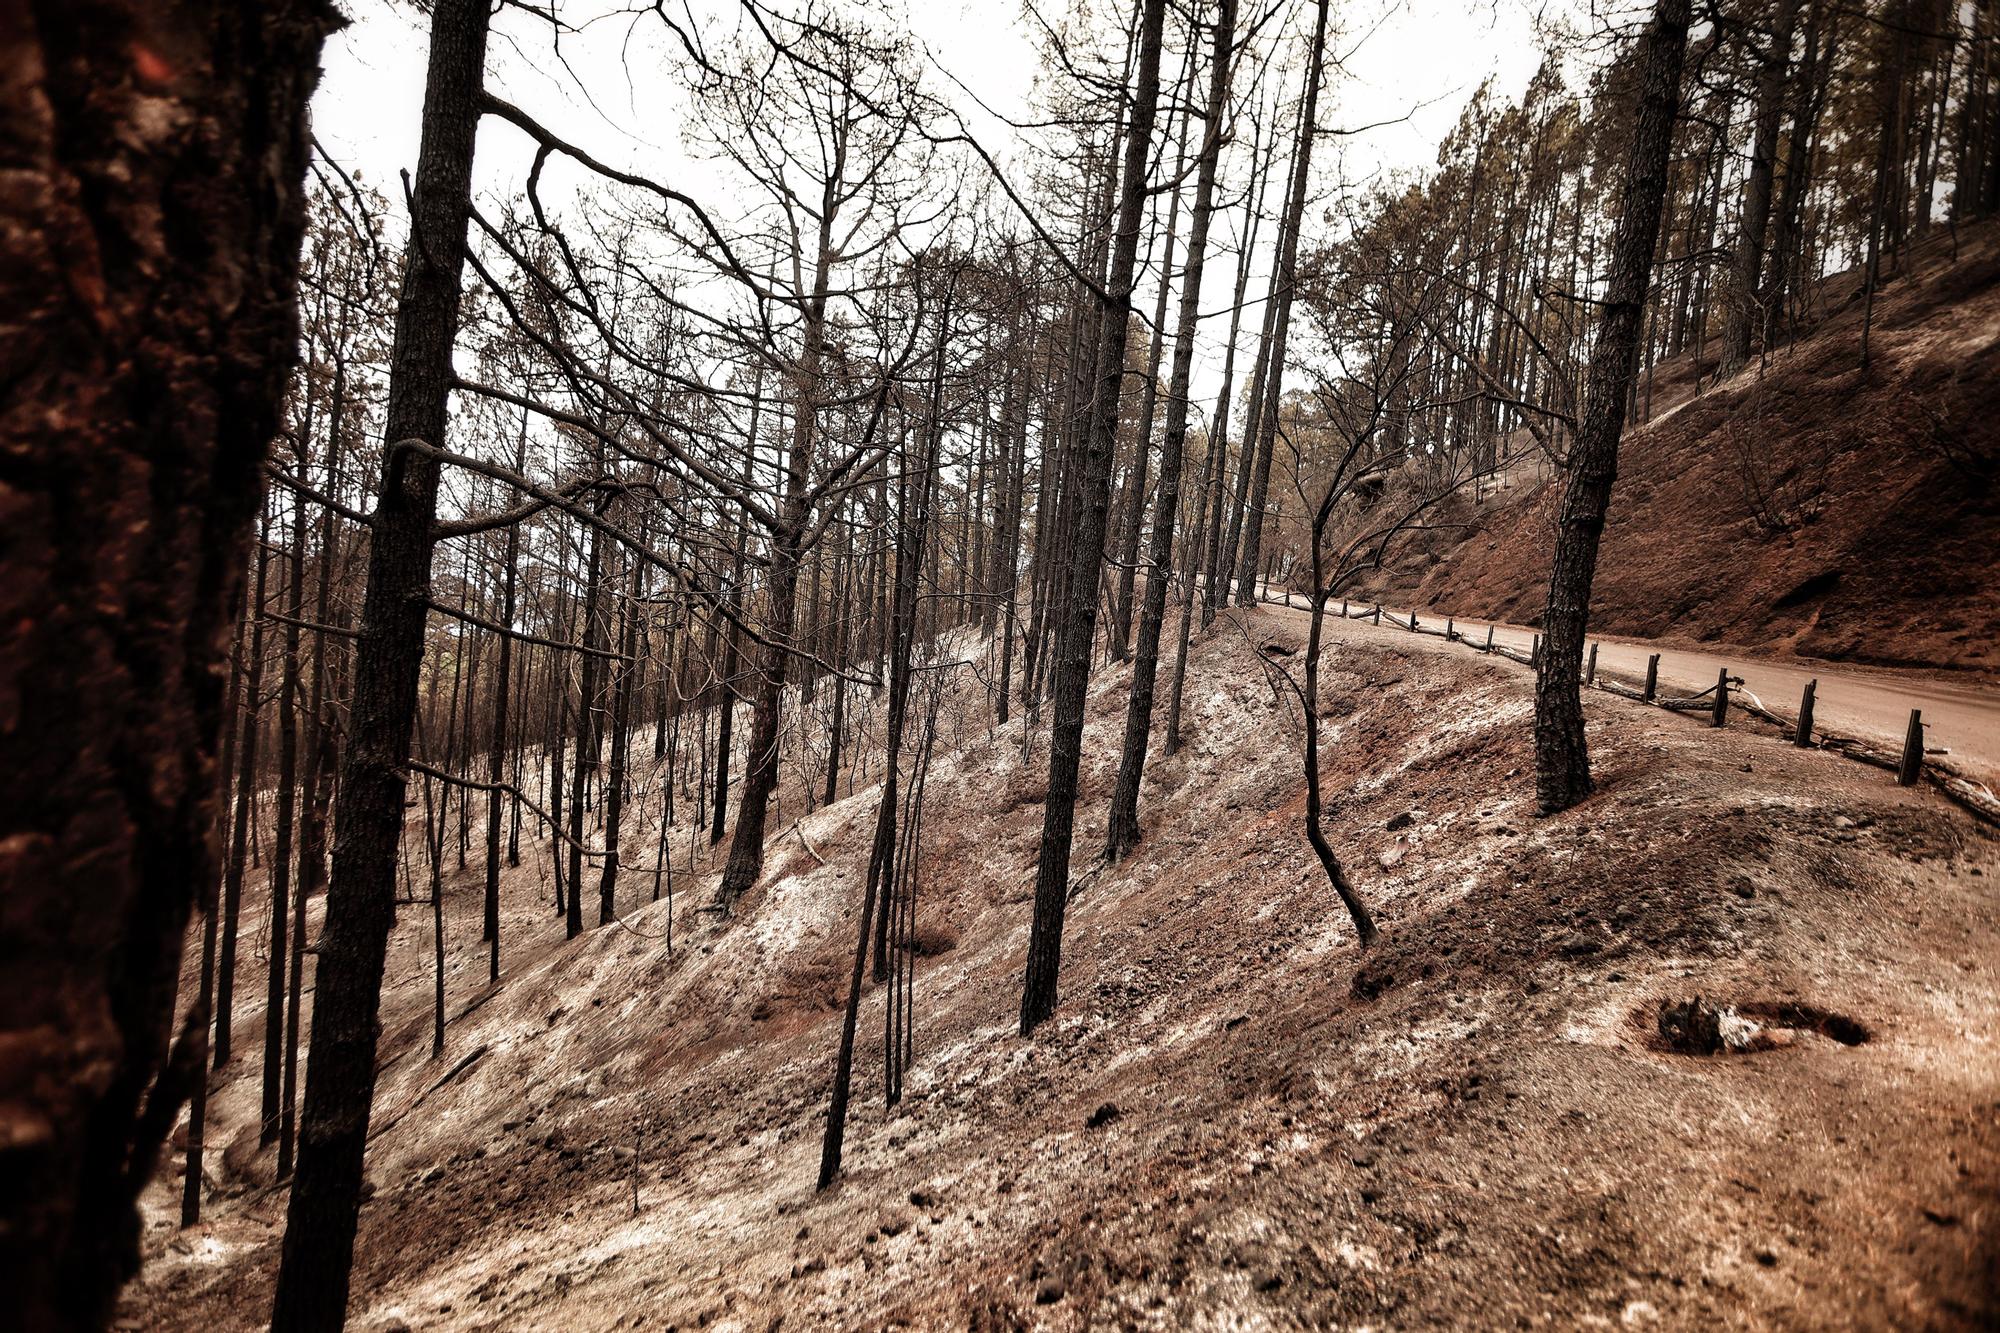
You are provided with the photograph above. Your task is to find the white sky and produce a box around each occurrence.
[309,0,1550,404]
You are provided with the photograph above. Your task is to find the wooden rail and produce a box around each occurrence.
[1267,591,2000,828]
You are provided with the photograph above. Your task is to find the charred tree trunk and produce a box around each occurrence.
[274,2,489,1325]
[1301,589,1378,945]
[1106,0,1234,860]
[823,497,852,806]
[185,593,247,1223]
[567,519,607,939]
[1199,99,1276,629]
[0,3,332,1322]
[824,276,949,1183]
[1110,81,1193,662]
[262,488,308,1142]
[1761,0,1831,353]
[284,340,350,1179]
[1719,0,1799,375]
[599,565,642,925]
[1236,0,1332,608]
[217,530,271,1068]
[710,417,757,848]
[1019,0,1169,1037]
[1534,0,1690,815]
[717,194,836,910]
[483,435,522,982]
[995,333,1036,726]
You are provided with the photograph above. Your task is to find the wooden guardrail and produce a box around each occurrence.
[1297,592,1999,828]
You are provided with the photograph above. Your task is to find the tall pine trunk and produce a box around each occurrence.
[1534,0,1691,814]
[1199,100,1276,628]
[566,520,607,939]
[484,437,522,982]
[717,195,836,909]
[709,413,757,847]
[824,279,949,1184]
[1719,0,1799,375]
[1109,81,1194,661]
[217,531,271,1068]
[262,487,308,1142]
[1235,0,1331,607]
[1106,0,1235,860]
[274,2,489,1324]
[599,565,642,925]
[1019,0,1170,1036]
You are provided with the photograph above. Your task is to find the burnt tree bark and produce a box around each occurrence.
[1106,0,1235,860]
[822,301,945,1184]
[710,411,757,848]
[0,3,332,1324]
[273,0,489,1325]
[262,488,308,1143]
[566,517,607,939]
[1235,0,1331,607]
[483,430,524,983]
[599,564,643,925]
[1534,0,1690,814]
[1718,0,1799,376]
[1019,0,1169,1036]
[216,529,270,1069]
[1197,89,1278,631]
[716,172,837,911]
[1109,70,1194,661]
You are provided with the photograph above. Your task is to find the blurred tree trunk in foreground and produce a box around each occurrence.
[0,3,333,1327]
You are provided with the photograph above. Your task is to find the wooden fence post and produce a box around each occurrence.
[1643,654,1659,702]
[1484,624,1494,652]
[1898,709,1924,786]
[1341,598,1348,618]
[1410,611,1419,633]
[1586,643,1598,685]
[1373,604,1381,625]
[1530,634,1540,667]
[1710,667,1729,728]
[1446,616,1455,641]
[1794,680,1816,747]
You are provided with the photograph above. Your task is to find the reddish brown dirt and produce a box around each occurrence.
[123,610,1999,1330]
[1348,223,2000,674]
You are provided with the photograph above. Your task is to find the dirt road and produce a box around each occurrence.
[1274,594,2000,791]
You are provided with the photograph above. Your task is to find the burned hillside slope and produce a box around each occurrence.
[126,610,1998,1330]
[1350,225,2000,673]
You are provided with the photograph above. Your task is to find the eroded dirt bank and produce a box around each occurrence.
[126,609,1999,1330]
[1345,224,2000,675]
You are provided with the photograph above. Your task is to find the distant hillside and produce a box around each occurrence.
[1352,222,2000,673]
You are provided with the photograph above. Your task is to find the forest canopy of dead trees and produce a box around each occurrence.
[5,0,1999,1325]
